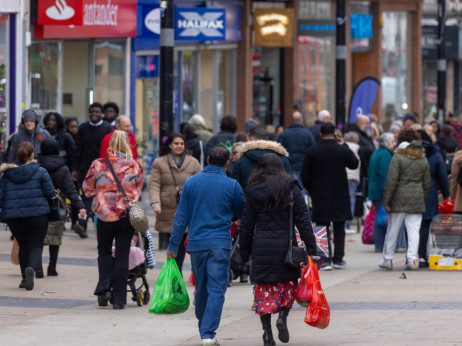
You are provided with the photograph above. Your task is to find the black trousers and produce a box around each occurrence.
[318,221,345,264]
[419,219,432,261]
[95,217,133,305]
[8,215,48,279]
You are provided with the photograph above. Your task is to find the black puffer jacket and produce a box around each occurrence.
[185,134,204,167]
[38,154,85,211]
[239,180,317,284]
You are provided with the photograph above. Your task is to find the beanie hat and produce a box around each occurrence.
[244,118,258,132]
[21,109,39,124]
[402,113,417,123]
[40,139,60,156]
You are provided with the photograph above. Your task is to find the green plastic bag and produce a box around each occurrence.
[149,258,190,314]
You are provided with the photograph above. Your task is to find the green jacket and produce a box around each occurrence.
[383,141,431,214]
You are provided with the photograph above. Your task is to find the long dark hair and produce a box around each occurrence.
[247,153,293,211]
[159,131,185,156]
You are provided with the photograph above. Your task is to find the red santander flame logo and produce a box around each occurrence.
[37,0,83,25]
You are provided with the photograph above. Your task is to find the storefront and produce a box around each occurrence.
[133,0,242,159]
[0,0,22,157]
[30,0,137,123]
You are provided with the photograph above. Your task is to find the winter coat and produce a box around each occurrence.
[383,141,431,214]
[437,136,459,153]
[449,150,462,212]
[0,160,54,221]
[6,127,52,163]
[38,154,85,211]
[345,142,361,182]
[205,130,235,153]
[277,124,316,171]
[367,145,394,201]
[83,149,144,222]
[100,130,138,160]
[308,121,322,143]
[347,123,376,177]
[185,134,205,168]
[301,139,359,223]
[239,180,317,284]
[148,154,201,233]
[231,140,292,188]
[49,128,76,170]
[195,124,213,145]
[422,141,449,220]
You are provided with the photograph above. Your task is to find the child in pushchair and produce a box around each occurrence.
[112,231,155,307]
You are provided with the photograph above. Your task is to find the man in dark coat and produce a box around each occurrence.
[308,109,331,143]
[205,115,236,153]
[301,122,359,270]
[347,114,375,177]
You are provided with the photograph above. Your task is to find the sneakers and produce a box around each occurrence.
[333,260,347,269]
[74,224,88,238]
[378,259,393,270]
[202,337,220,345]
[405,260,418,271]
[319,262,332,271]
[419,259,429,268]
[23,267,35,290]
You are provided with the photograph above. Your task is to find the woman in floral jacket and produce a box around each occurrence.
[83,131,144,309]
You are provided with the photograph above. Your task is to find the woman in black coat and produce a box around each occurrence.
[43,112,76,171]
[239,153,317,346]
[38,139,86,276]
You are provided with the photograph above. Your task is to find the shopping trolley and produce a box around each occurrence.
[429,215,462,270]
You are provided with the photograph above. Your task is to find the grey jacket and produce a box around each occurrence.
[6,127,51,162]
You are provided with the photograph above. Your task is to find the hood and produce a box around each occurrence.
[0,160,41,184]
[395,140,425,159]
[239,140,289,159]
[422,140,437,157]
[38,154,67,172]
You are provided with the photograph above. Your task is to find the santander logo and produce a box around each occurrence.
[46,0,75,21]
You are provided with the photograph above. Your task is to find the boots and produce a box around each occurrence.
[35,265,44,278]
[260,314,275,346]
[276,307,290,343]
[159,233,170,250]
[47,246,59,276]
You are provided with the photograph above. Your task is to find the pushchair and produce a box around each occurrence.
[126,232,151,306]
[228,224,249,287]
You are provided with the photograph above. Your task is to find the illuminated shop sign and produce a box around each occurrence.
[174,8,226,41]
[350,14,372,39]
[298,19,336,37]
[254,8,293,47]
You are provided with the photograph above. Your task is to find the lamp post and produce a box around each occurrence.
[335,0,346,128]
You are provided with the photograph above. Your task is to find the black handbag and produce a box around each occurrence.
[48,189,68,221]
[169,165,181,205]
[284,190,308,268]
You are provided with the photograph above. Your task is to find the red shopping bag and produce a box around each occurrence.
[362,205,375,245]
[304,256,330,329]
[438,199,454,215]
[295,264,311,308]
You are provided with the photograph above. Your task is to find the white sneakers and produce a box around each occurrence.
[405,259,418,271]
[202,337,220,345]
[378,259,393,270]
[345,228,356,234]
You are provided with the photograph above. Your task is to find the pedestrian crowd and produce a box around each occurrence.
[1,105,460,346]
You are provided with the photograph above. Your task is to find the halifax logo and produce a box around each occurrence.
[175,8,226,41]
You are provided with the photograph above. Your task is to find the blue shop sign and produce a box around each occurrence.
[298,19,336,37]
[136,55,159,78]
[350,14,372,39]
[174,8,226,41]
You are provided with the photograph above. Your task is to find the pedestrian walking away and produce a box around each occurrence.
[239,153,317,346]
[166,146,244,346]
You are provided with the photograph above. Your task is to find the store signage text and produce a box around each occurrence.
[350,14,372,39]
[84,0,118,26]
[144,8,160,34]
[174,8,226,41]
[298,19,336,37]
[254,9,293,47]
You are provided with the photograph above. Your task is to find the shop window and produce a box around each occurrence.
[181,51,197,122]
[108,55,124,76]
[200,50,214,127]
[217,50,233,120]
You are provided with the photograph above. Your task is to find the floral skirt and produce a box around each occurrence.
[254,281,297,315]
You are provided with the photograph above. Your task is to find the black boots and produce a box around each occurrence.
[159,233,170,250]
[276,307,290,343]
[48,245,59,276]
[260,314,275,346]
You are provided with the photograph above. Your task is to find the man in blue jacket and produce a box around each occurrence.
[167,146,244,346]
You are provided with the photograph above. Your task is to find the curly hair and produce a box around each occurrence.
[397,128,421,145]
[43,112,65,130]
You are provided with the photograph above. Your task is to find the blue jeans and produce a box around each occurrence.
[345,180,359,229]
[190,248,230,339]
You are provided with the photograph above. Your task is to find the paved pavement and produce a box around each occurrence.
[1,211,462,346]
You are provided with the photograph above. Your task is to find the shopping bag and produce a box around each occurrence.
[438,199,454,215]
[295,264,311,308]
[362,205,375,245]
[304,256,330,329]
[10,238,19,265]
[375,205,389,227]
[149,258,190,314]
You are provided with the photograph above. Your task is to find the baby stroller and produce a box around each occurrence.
[228,224,249,287]
[126,232,151,307]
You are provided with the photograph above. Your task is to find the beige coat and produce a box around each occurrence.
[149,154,201,233]
[450,150,462,212]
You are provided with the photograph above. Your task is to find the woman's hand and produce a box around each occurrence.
[384,206,391,213]
[153,204,161,215]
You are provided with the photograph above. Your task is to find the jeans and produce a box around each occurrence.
[95,217,134,305]
[190,248,230,339]
[8,215,48,279]
[318,221,345,264]
[383,212,421,261]
[345,180,359,229]
[372,200,387,252]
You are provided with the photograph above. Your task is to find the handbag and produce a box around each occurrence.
[169,165,181,205]
[106,158,149,233]
[48,189,68,221]
[284,190,308,268]
[362,205,375,245]
[10,237,19,265]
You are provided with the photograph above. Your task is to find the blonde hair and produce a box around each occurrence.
[108,130,133,159]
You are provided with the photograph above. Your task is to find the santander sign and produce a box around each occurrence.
[46,0,75,21]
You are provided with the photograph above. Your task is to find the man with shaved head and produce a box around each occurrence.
[278,111,315,197]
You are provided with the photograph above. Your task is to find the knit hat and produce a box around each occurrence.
[21,109,39,124]
[244,118,258,132]
[402,113,417,123]
[40,139,60,156]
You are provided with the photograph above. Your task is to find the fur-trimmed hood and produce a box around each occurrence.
[239,140,289,158]
[395,140,425,159]
[0,159,41,184]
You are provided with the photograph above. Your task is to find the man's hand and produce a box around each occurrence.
[71,171,78,182]
[166,251,177,259]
